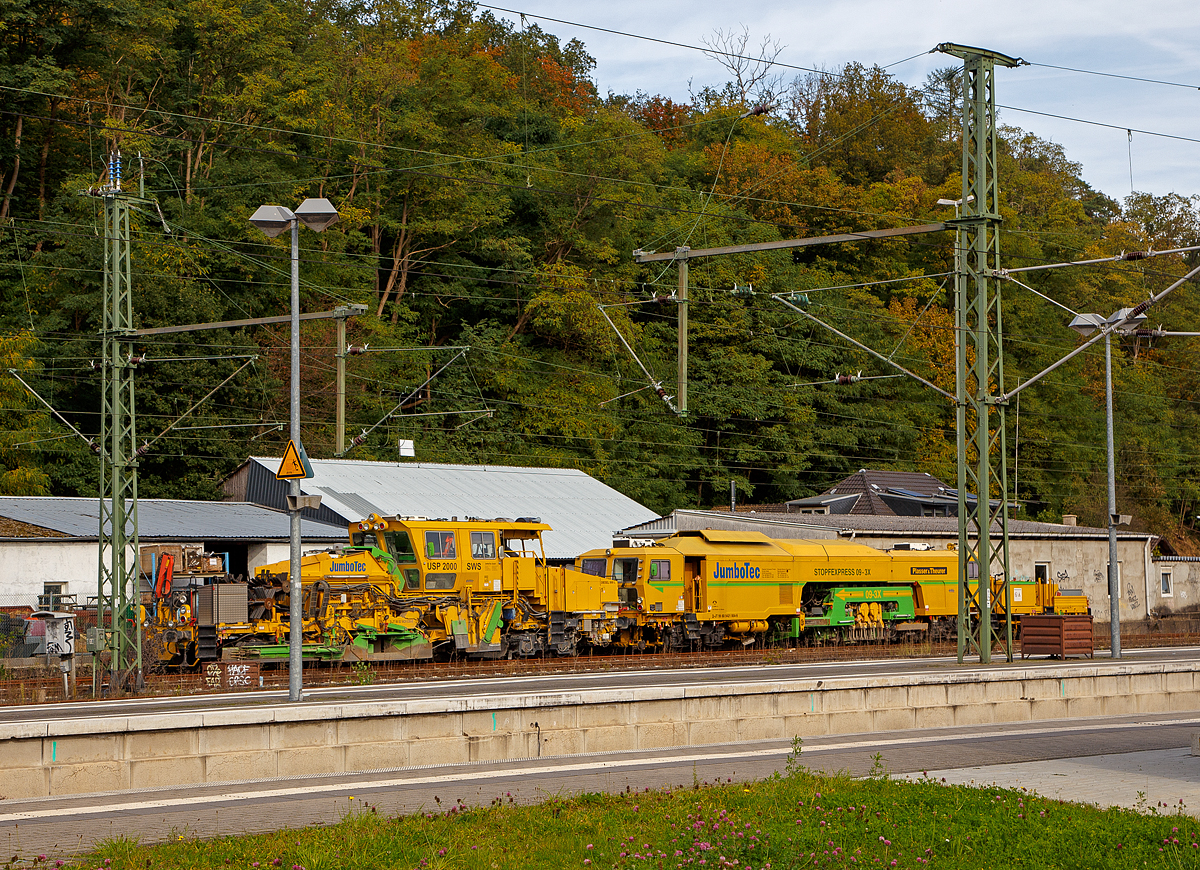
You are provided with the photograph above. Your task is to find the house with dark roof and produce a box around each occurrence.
[784,469,995,517]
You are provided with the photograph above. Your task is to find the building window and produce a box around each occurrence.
[40,583,65,609]
[1161,570,1173,597]
[1034,563,1050,584]
[1105,561,1122,588]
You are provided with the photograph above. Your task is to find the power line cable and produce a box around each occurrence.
[999,104,1200,146]
[1024,61,1200,92]
[477,4,834,79]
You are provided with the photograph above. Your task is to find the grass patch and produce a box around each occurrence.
[17,769,1200,870]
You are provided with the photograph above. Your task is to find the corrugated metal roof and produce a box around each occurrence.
[0,498,347,541]
[245,457,659,559]
[622,509,1157,541]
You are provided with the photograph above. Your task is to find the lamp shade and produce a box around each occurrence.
[1068,312,1105,337]
[295,198,340,232]
[1107,307,1147,334]
[249,205,297,238]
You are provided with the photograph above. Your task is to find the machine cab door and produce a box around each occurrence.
[612,557,640,609]
[468,530,501,592]
[685,558,702,613]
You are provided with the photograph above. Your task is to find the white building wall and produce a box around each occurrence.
[248,542,336,574]
[1148,560,1200,615]
[0,541,106,603]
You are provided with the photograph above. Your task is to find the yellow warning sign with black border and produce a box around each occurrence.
[276,440,313,480]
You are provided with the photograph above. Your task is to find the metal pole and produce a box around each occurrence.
[677,249,689,418]
[1105,333,1121,658]
[336,312,347,455]
[288,219,303,702]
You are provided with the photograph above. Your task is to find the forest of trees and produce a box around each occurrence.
[2,0,1200,550]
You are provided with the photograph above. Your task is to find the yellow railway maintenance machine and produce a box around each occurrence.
[149,521,1088,667]
[575,530,1088,649]
[150,515,618,666]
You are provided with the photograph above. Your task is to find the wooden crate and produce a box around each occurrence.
[1020,614,1094,658]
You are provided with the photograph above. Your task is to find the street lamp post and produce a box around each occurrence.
[1069,308,1144,660]
[249,198,339,702]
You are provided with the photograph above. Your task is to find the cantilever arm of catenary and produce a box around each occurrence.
[1002,274,1079,316]
[596,304,677,414]
[1003,260,1200,402]
[599,384,653,406]
[8,368,101,455]
[341,347,470,455]
[998,244,1200,275]
[772,295,955,401]
[137,356,258,456]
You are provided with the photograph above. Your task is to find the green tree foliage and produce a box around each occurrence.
[1,4,1198,550]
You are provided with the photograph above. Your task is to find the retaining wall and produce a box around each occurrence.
[3,661,1200,799]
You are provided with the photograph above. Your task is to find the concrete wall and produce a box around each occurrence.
[4,661,1199,799]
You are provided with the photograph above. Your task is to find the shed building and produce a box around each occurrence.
[222,457,659,561]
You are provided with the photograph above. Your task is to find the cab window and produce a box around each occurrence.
[470,532,496,560]
[425,572,456,590]
[649,560,670,580]
[613,558,639,584]
[403,569,420,590]
[425,531,456,559]
[351,531,378,548]
[580,558,606,577]
[384,531,416,563]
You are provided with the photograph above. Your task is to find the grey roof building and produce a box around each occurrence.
[0,498,348,608]
[618,508,1150,543]
[222,458,659,560]
[0,497,346,542]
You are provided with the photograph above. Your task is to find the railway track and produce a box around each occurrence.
[2,631,1197,706]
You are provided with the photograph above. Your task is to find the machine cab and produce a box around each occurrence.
[352,514,550,595]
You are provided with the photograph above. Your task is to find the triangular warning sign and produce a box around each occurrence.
[276,440,313,480]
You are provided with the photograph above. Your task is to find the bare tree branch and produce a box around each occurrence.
[701,26,785,108]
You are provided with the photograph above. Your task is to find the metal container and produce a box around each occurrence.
[197,583,249,626]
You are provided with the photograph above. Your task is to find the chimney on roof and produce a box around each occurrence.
[1061,514,1077,526]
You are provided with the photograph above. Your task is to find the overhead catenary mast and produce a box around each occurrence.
[938,42,1027,664]
[94,152,144,691]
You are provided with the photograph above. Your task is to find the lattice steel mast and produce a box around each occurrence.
[938,44,1026,663]
[96,152,143,690]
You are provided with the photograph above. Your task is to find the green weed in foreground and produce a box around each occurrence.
[14,771,1200,870]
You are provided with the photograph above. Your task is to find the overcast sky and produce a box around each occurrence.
[485,1,1200,205]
